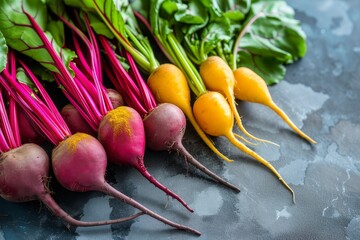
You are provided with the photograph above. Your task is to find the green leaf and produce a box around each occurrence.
[237,50,286,85]
[0,0,76,74]
[31,64,55,82]
[86,12,114,39]
[16,67,38,92]
[225,0,307,83]
[0,30,8,73]
[130,0,150,20]
[65,0,158,73]
[47,20,66,47]
[174,1,207,25]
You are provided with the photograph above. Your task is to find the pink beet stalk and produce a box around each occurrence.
[0,55,143,227]
[45,12,193,212]
[0,51,200,235]
[100,36,240,193]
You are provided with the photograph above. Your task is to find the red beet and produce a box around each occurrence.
[17,108,45,144]
[98,106,194,212]
[0,143,143,227]
[143,103,240,192]
[107,88,124,109]
[52,132,200,235]
[61,104,97,136]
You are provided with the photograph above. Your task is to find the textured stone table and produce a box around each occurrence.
[1,0,359,239]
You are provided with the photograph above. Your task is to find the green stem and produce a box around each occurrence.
[167,34,206,97]
[92,5,152,73]
[216,42,227,64]
[125,28,149,59]
[231,12,265,70]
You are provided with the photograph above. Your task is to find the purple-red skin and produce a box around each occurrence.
[61,104,97,136]
[97,106,194,212]
[107,88,124,109]
[51,132,200,235]
[17,108,45,144]
[0,143,142,227]
[143,103,240,192]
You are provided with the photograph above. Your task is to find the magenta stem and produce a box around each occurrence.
[100,182,201,235]
[8,98,21,147]
[100,36,155,117]
[58,13,112,118]
[135,159,193,213]
[0,87,17,149]
[39,193,144,227]
[100,37,148,115]
[25,11,98,127]
[125,51,157,111]
[17,60,70,135]
[72,33,92,77]
[0,71,68,145]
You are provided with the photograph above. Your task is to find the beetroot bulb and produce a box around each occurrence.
[143,103,240,192]
[17,108,45,144]
[0,73,142,227]
[97,106,194,212]
[53,132,200,235]
[100,38,240,193]
[0,53,200,235]
[61,104,97,136]
[107,88,125,108]
[41,14,193,213]
[0,143,143,227]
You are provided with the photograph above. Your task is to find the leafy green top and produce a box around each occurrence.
[133,0,307,85]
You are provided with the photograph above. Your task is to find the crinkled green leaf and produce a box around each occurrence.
[245,1,307,61]
[217,0,251,15]
[174,1,207,25]
[0,31,8,73]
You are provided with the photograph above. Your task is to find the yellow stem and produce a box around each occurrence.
[226,132,295,203]
[227,92,279,147]
[268,101,316,144]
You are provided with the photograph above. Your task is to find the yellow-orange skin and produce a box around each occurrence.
[147,64,233,162]
[200,56,235,95]
[193,91,233,137]
[233,67,316,144]
[199,56,273,145]
[233,67,271,104]
[193,91,295,202]
[148,64,191,110]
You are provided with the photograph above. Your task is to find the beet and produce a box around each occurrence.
[0,143,142,227]
[52,133,200,235]
[143,103,240,192]
[98,106,194,212]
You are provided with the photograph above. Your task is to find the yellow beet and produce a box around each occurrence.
[199,56,277,146]
[147,64,233,162]
[233,67,316,144]
[193,91,295,203]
